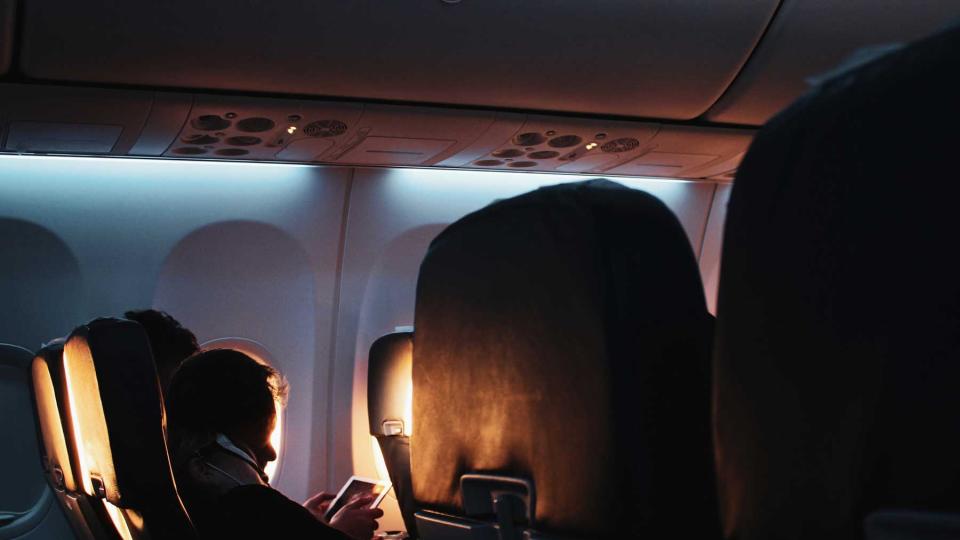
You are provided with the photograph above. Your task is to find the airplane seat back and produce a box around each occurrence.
[32,339,113,540]
[62,318,196,540]
[713,23,960,540]
[367,331,418,537]
[410,179,718,539]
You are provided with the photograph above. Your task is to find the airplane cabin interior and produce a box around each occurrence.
[1,2,959,539]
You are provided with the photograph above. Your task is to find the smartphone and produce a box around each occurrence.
[323,475,392,521]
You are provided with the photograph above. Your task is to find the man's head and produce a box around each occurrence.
[124,309,199,395]
[167,348,287,471]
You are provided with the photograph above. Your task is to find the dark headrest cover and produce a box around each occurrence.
[69,318,176,506]
[412,180,716,536]
[67,318,196,538]
[368,332,413,436]
[714,25,960,540]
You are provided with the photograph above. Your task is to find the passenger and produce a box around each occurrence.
[124,308,199,396]
[167,348,381,540]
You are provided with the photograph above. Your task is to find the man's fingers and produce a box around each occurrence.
[343,494,375,509]
[304,491,336,507]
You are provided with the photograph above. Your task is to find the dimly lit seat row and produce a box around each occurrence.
[2,21,957,540]
[367,23,960,540]
[31,320,195,540]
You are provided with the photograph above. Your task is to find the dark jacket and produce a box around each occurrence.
[174,435,350,540]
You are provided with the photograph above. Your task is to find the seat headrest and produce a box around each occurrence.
[64,318,171,506]
[412,179,717,537]
[714,24,960,540]
[367,332,413,438]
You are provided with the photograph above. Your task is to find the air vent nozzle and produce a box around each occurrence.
[191,115,231,131]
[512,132,547,147]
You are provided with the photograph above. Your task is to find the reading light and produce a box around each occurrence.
[585,142,598,150]
[287,126,297,134]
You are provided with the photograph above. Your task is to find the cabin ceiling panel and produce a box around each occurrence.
[0,84,157,154]
[607,125,753,178]
[0,1,12,75]
[705,0,960,125]
[19,0,779,120]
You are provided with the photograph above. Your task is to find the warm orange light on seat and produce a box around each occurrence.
[32,356,77,493]
[103,500,133,540]
[63,336,117,499]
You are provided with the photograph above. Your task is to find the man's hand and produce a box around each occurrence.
[303,491,336,521]
[329,495,384,540]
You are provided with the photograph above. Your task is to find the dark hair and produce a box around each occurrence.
[166,349,287,449]
[124,309,199,393]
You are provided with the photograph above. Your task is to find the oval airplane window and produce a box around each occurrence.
[200,337,286,483]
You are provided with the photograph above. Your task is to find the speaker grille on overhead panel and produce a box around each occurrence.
[528,150,559,159]
[304,120,348,138]
[601,137,640,153]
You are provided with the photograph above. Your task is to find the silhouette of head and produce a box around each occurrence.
[124,309,199,395]
[167,348,286,470]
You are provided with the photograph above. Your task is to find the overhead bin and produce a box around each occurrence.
[19,0,778,120]
[705,0,960,125]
